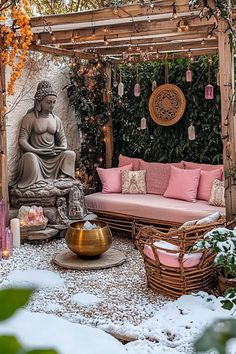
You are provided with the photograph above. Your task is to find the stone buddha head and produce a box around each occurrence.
[33,80,57,116]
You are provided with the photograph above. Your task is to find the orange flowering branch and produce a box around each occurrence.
[0,0,33,95]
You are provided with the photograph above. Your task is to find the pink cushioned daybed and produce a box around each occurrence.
[85,155,225,237]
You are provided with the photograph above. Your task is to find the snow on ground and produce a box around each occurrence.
[72,292,102,306]
[1,235,236,354]
[1,269,65,288]
[0,309,124,354]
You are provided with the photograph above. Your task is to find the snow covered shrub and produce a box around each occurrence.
[191,227,236,278]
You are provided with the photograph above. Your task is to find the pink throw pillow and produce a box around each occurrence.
[197,169,223,201]
[140,161,184,195]
[97,164,133,193]
[182,161,224,179]
[164,166,201,202]
[118,154,143,171]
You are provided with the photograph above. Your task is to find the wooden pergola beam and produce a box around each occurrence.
[32,15,215,42]
[50,30,212,48]
[218,18,236,223]
[30,44,95,59]
[30,0,193,28]
[110,47,218,62]
[70,39,217,55]
[32,17,215,46]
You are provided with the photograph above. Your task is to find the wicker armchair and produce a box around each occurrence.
[136,217,225,298]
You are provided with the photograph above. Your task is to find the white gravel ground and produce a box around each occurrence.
[0,235,168,332]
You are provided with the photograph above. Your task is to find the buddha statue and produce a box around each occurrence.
[14,80,76,189]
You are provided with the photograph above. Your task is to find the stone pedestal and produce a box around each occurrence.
[10,178,91,237]
[10,177,88,225]
[21,227,59,241]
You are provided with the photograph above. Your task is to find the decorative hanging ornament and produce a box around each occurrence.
[140,117,147,130]
[152,80,157,92]
[188,122,196,140]
[113,64,118,87]
[118,67,124,97]
[205,84,214,99]
[134,65,141,97]
[186,66,192,82]
[205,59,214,100]
[149,84,186,126]
[134,83,141,97]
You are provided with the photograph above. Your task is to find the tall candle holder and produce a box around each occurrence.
[0,199,6,260]
[3,228,13,259]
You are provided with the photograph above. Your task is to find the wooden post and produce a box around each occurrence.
[104,62,113,168]
[0,62,9,221]
[218,18,236,222]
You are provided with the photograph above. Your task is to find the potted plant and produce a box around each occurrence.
[192,227,236,294]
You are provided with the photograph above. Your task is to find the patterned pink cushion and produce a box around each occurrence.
[164,166,201,202]
[121,170,146,194]
[209,179,225,207]
[140,161,184,195]
[182,161,224,177]
[197,169,223,201]
[118,154,143,171]
[97,164,133,193]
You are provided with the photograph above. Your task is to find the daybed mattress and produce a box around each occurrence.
[85,193,225,224]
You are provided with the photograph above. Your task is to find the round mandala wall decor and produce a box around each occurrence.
[149,83,186,126]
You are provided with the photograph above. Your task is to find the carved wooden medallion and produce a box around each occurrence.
[149,83,186,126]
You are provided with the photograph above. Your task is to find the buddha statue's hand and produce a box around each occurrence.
[36,148,53,156]
[53,146,67,155]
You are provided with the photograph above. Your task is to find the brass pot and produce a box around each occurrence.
[65,220,112,257]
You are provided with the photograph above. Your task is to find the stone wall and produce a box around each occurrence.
[6,57,80,183]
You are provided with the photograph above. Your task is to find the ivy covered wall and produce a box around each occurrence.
[67,57,222,188]
[112,56,222,166]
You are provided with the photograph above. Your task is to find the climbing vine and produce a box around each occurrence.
[67,60,109,189]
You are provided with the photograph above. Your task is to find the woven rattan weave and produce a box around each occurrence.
[136,217,225,298]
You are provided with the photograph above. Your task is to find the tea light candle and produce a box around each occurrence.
[10,218,20,248]
[2,249,9,259]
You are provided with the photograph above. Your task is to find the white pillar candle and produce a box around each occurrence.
[10,218,21,248]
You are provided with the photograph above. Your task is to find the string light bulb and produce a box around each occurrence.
[183,19,189,31]
[92,27,95,37]
[36,36,41,45]
[104,35,109,45]
[177,20,182,32]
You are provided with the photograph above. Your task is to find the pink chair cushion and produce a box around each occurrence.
[197,169,223,201]
[143,244,202,268]
[139,161,184,195]
[182,161,224,179]
[97,164,133,193]
[164,166,201,202]
[118,154,143,171]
